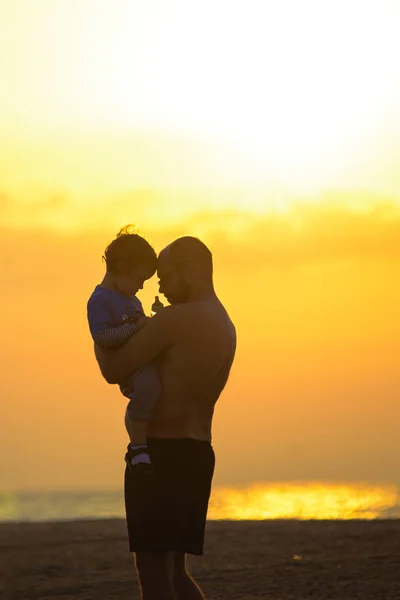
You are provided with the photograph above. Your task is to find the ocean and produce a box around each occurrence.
[0,490,126,523]
[1,482,400,523]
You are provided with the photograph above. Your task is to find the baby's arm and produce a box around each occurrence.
[94,322,137,349]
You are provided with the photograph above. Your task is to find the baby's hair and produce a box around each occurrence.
[103,225,157,275]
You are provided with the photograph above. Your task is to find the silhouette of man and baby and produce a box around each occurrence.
[88,225,236,600]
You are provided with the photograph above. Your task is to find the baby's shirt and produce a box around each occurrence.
[87,285,144,349]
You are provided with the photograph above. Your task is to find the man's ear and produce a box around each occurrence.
[183,260,198,282]
[116,260,126,275]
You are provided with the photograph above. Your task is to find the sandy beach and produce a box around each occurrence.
[1,519,400,599]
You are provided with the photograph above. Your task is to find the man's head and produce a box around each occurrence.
[157,236,213,304]
[103,225,157,296]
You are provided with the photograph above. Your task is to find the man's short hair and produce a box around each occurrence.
[103,225,157,275]
[168,236,213,273]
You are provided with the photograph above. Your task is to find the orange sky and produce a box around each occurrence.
[0,0,399,493]
[1,201,399,490]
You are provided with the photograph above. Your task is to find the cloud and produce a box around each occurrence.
[153,199,400,268]
[1,190,400,274]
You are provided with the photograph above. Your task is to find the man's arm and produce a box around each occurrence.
[94,307,176,384]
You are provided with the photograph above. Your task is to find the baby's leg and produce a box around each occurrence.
[125,365,162,467]
[125,403,151,466]
[128,365,162,421]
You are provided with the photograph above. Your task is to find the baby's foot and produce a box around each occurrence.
[125,444,152,470]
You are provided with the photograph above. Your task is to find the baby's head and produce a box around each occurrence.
[103,225,157,296]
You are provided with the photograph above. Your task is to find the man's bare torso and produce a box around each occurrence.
[132,297,236,441]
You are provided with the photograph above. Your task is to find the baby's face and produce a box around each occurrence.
[117,264,154,297]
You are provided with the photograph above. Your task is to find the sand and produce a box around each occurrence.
[1,519,400,599]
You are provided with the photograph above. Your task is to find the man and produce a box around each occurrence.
[95,236,236,600]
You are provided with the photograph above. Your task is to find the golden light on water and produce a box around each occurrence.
[0,483,398,522]
[208,483,398,520]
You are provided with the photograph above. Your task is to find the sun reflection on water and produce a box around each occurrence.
[208,482,398,520]
[0,483,398,522]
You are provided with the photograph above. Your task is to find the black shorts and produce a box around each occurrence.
[124,438,215,555]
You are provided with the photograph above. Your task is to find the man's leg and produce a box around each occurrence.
[135,551,177,600]
[173,552,206,600]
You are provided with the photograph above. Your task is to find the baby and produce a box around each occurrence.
[87,226,162,469]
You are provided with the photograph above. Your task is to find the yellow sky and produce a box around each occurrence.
[0,1,399,496]
[1,0,399,206]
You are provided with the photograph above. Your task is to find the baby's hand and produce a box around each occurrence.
[136,315,151,331]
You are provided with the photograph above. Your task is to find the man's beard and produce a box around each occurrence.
[169,279,191,304]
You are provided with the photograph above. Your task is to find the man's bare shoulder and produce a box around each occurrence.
[175,298,234,334]
[154,298,233,333]
[152,303,184,323]
[149,303,188,337]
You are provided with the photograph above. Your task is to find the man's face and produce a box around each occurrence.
[157,251,191,304]
[117,264,153,297]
